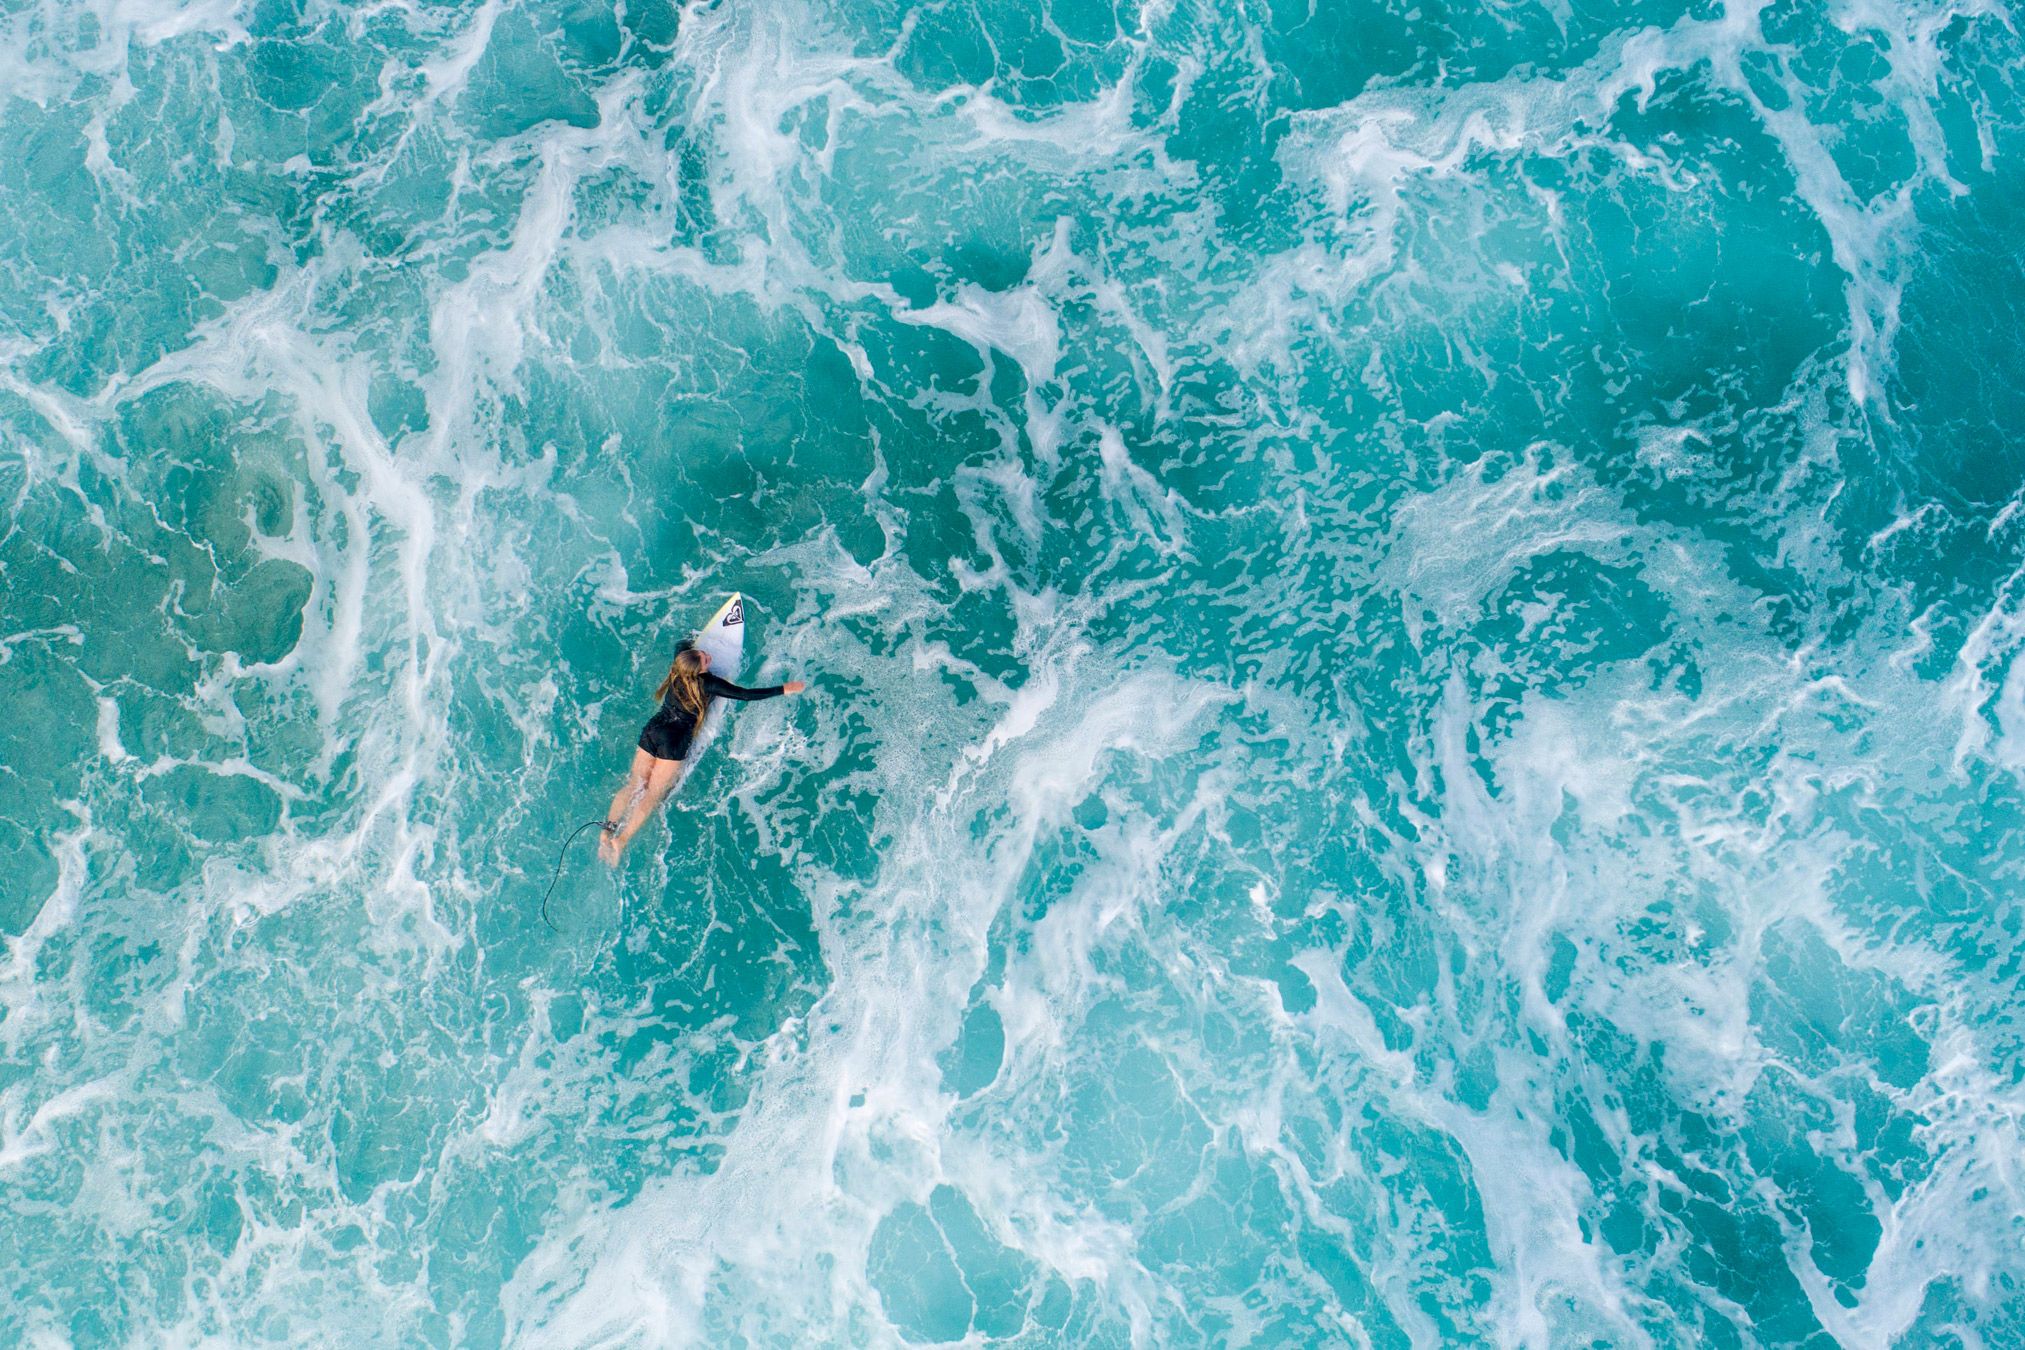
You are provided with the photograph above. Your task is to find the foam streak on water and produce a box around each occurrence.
[2,0,2023,1344]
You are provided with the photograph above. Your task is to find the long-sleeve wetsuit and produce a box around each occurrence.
[636,673,786,761]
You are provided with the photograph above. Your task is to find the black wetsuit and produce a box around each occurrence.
[636,673,786,762]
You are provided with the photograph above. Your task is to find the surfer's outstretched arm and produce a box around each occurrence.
[702,674,806,701]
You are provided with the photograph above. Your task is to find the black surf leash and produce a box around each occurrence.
[541,819,613,932]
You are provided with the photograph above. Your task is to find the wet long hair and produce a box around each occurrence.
[654,647,709,720]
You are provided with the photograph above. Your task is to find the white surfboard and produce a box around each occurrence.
[691,592,746,754]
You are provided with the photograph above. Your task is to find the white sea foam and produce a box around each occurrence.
[3,0,2018,1341]
[1252,0,1991,402]
[1382,449,1633,635]
[503,529,1226,1340]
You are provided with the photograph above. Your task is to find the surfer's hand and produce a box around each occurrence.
[784,681,807,694]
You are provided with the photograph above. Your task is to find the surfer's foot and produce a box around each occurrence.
[598,822,622,866]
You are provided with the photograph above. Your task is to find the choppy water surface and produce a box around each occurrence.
[3,0,2023,1343]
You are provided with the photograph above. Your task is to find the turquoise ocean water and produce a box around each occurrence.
[3,0,2023,1343]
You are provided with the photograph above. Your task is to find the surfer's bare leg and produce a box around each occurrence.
[601,750,656,864]
[605,755,684,863]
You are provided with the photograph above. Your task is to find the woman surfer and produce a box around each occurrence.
[599,645,805,864]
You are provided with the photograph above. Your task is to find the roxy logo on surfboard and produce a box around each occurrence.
[722,598,744,627]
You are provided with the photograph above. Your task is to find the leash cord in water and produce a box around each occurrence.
[541,819,612,932]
